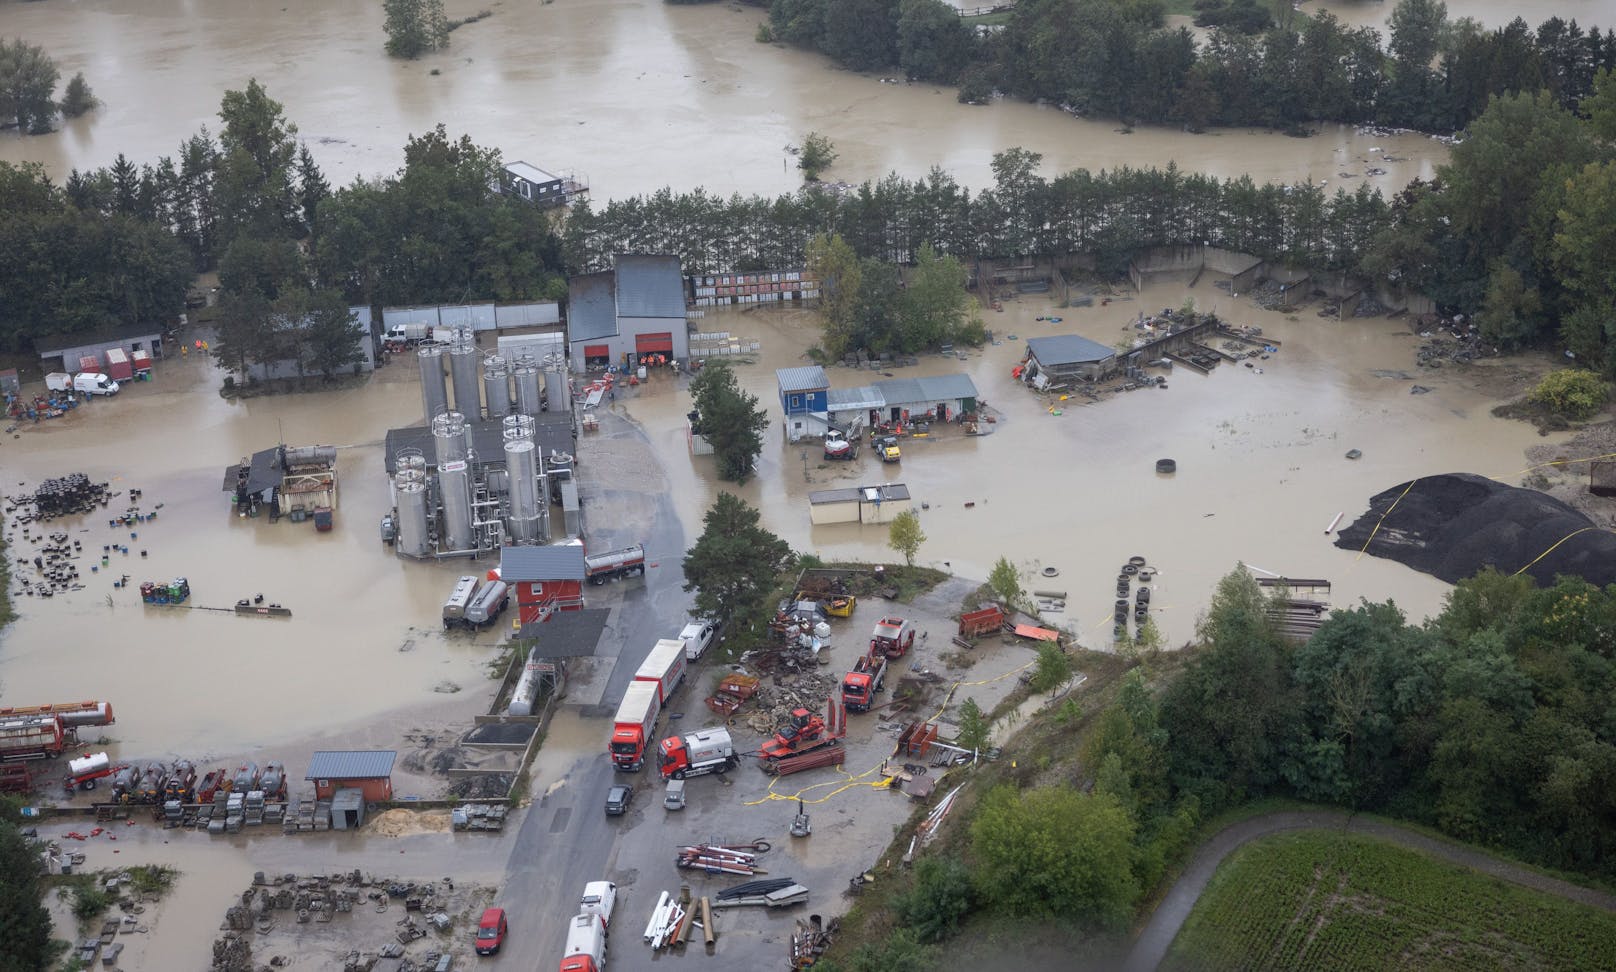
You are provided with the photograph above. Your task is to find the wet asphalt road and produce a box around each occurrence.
[498,420,694,968]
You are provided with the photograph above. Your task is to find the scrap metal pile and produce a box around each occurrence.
[676,841,771,876]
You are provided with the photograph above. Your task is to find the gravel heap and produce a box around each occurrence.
[1334,472,1616,587]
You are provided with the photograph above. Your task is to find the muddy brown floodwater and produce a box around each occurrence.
[2,0,1457,198]
[619,279,1562,649]
[0,348,504,756]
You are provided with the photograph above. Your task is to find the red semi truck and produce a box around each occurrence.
[610,681,662,772]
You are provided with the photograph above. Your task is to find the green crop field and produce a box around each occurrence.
[1164,831,1616,971]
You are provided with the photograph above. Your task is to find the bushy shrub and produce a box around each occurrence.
[896,856,974,943]
[1529,369,1608,420]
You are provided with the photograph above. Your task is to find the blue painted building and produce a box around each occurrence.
[775,366,830,442]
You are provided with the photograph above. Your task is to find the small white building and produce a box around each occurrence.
[808,483,911,525]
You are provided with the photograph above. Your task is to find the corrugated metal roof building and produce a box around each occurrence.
[305,750,397,801]
[1026,334,1118,381]
[568,255,688,371]
[36,321,166,373]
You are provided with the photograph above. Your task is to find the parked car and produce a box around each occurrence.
[664,779,687,811]
[474,907,508,955]
[604,783,634,816]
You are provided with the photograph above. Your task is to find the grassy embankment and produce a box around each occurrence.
[1165,831,1616,970]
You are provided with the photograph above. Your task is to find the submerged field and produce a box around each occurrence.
[1164,831,1616,971]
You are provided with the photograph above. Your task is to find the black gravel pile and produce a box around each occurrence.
[1335,472,1616,587]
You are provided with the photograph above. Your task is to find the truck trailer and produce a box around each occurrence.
[585,543,646,585]
[609,681,662,771]
[558,912,607,972]
[633,639,688,704]
[658,727,738,780]
[442,575,482,629]
[460,580,510,630]
[0,714,68,761]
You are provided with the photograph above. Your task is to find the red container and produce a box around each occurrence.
[78,355,103,374]
[104,348,134,382]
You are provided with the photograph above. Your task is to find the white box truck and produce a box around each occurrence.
[45,373,72,392]
[558,912,606,972]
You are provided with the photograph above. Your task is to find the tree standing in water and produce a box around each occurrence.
[383,0,451,59]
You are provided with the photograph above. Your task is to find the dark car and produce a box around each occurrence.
[605,783,634,816]
[474,907,507,955]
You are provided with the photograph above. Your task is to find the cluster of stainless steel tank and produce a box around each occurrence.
[397,330,560,557]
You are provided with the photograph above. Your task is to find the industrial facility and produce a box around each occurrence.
[382,329,580,559]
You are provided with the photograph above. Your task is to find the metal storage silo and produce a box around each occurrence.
[395,475,432,559]
[418,344,449,422]
[431,411,469,467]
[432,413,474,552]
[449,339,482,419]
[504,439,541,544]
[543,355,572,413]
[483,355,511,417]
[512,356,542,417]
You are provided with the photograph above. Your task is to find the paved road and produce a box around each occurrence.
[500,411,694,968]
[1125,810,1616,972]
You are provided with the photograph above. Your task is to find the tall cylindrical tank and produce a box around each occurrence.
[449,341,482,419]
[483,355,511,417]
[396,476,431,558]
[512,356,542,417]
[418,344,449,422]
[391,449,427,508]
[438,460,474,552]
[544,361,572,413]
[431,411,469,467]
[504,437,541,544]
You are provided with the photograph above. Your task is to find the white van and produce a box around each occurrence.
[679,619,716,660]
[73,373,119,396]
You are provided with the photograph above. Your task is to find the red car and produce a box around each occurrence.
[475,907,508,955]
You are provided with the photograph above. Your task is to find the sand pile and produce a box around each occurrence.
[1335,473,1616,587]
[365,809,451,837]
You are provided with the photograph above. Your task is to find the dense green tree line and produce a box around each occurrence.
[565,152,1393,278]
[572,83,1616,368]
[0,80,566,377]
[1155,566,1616,878]
[759,0,1616,135]
[0,162,192,350]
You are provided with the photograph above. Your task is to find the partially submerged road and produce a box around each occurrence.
[1125,809,1616,972]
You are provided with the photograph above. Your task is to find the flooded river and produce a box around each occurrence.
[0,0,1459,197]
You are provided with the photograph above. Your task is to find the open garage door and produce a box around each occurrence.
[635,332,674,355]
